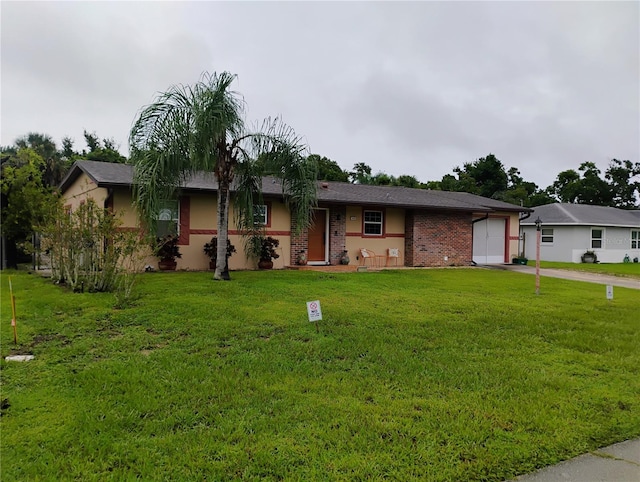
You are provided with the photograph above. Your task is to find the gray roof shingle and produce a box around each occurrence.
[521,203,640,227]
[60,160,530,214]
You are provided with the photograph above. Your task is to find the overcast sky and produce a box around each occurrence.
[2,1,638,189]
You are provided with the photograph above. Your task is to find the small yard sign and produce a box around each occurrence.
[307,300,322,322]
[606,285,613,300]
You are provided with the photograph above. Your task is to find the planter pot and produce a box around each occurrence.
[258,259,273,270]
[158,260,177,271]
[581,255,596,264]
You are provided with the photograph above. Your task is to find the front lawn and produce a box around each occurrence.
[2,269,639,481]
[539,261,640,278]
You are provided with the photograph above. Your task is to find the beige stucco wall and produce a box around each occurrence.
[112,188,138,228]
[190,194,216,230]
[182,195,292,270]
[505,212,521,261]
[344,206,405,266]
[63,173,109,210]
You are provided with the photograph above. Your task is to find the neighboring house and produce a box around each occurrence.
[520,203,640,263]
[60,160,531,270]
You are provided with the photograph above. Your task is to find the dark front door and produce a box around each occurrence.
[308,210,327,262]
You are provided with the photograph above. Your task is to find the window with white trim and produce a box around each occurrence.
[591,228,603,249]
[541,228,554,243]
[253,204,268,226]
[156,200,179,237]
[363,210,383,236]
[632,230,640,249]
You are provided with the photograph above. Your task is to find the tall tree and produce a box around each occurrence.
[83,130,101,152]
[371,172,394,186]
[394,174,421,188]
[549,162,615,206]
[80,130,128,164]
[14,132,68,187]
[457,154,508,199]
[309,154,349,182]
[499,167,554,207]
[605,159,640,209]
[1,148,56,267]
[549,169,581,203]
[349,162,372,184]
[129,72,318,280]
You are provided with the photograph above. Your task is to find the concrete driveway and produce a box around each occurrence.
[490,264,640,290]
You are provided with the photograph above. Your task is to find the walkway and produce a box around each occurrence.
[510,438,640,482]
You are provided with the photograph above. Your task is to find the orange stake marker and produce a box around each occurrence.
[9,277,17,344]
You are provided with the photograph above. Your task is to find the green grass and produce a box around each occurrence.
[539,261,640,278]
[1,269,639,481]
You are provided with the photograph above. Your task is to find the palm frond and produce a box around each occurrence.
[129,72,244,234]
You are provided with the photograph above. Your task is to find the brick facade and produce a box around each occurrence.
[290,216,309,266]
[328,206,347,265]
[405,210,473,267]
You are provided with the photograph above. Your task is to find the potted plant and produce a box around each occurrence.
[203,237,236,270]
[581,250,598,263]
[250,236,280,270]
[340,250,350,265]
[155,234,182,271]
[296,250,307,266]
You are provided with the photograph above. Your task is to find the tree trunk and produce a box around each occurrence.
[214,174,231,281]
[3,236,19,269]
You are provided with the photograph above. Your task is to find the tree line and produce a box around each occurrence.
[313,153,640,210]
[1,131,127,267]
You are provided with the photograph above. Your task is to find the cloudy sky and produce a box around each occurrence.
[2,1,638,189]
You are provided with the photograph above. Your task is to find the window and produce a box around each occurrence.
[591,228,603,249]
[541,228,554,243]
[363,210,383,236]
[632,230,640,249]
[156,200,179,237]
[253,204,268,227]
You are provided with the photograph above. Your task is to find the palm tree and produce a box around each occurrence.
[129,72,318,280]
[14,132,69,187]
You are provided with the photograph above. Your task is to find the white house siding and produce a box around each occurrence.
[587,226,640,263]
[521,225,640,263]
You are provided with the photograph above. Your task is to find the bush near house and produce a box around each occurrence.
[1,270,638,481]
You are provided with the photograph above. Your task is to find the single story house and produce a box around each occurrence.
[60,160,531,270]
[520,203,640,263]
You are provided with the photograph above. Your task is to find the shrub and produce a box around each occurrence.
[39,199,145,299]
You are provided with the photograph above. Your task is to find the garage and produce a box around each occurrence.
[473,218,506,264]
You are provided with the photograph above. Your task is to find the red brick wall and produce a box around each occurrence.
[290,216,309,265]
[405,210,473,267]
[328,206,347,265]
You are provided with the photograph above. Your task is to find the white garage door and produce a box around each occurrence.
[473,218,506,264]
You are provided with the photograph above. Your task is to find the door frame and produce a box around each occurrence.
[308,208,329,265]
